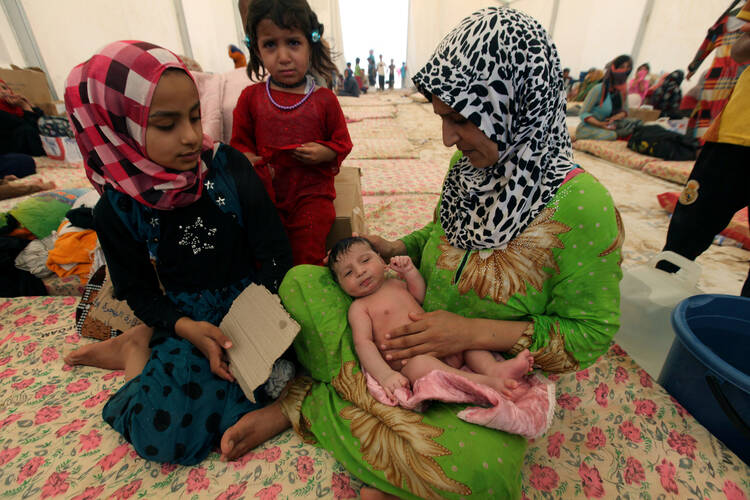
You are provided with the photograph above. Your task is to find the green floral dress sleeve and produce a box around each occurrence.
[506,172,624,371]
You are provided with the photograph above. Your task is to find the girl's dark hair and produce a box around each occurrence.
[244,0,338,86]
[637,63,650,73]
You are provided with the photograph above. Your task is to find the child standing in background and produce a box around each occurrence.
[388,58,395,90]
[377,54,386,90]
[64,40,294,465]
[231,0,353,266]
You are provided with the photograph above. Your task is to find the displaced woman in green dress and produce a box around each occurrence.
[278,7,624,499]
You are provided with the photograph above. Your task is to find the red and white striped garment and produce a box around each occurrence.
[64,40,212,210]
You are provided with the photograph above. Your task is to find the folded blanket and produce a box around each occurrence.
[365,369,556,439]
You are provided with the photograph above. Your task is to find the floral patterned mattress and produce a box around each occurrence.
[573,140,655,171]
[347,138,418,160]
[642,160,694,186]
[1,297,748,499]
[342,105,397,121]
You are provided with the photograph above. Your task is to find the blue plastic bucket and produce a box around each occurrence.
[658,294,750,464]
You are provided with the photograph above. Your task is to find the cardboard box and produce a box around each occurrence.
[326,166,367,249]
[629,108,661,122]
[0,66,60,115]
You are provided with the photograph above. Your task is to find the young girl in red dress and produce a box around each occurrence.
[231,0,353,266]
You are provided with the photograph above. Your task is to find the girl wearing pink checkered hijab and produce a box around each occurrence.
[64,40,295,465]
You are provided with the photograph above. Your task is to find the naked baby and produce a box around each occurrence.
[327,236,533,399]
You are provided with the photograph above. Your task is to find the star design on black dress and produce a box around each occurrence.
[216,196,226,206]
[205,180,215,190]
[177,217,217,255]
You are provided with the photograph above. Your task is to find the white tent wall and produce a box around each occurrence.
[506,0,553,29]
[0,1,741,101]
[181,0,243,75]
[0,6,23,67]
[637,0,732,79]
[405,0,496,89]
[405,0,741,94]
[2,0,343,100]
[546,0,646,77]
[308,0,346,73]
[20,0,185,99]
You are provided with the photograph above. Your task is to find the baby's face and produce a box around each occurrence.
[334,242,387,298]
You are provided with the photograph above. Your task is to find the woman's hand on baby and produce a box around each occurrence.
[382,371,410,398]
[175,317,235,382]
[354,233,405,260]
[292,142,336,164]
[388,256,414,276]
[382,310,471,362]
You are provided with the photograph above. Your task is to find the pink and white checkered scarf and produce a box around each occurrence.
[64,40,212,210]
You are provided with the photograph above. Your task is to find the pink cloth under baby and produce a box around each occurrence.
[365,369,556,439]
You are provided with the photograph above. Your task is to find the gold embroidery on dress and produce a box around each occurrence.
[598,207,625,263]
[278,376,316,444]
[333,361,471,499]
[509,321,579,373]
[507,322,536,357]
[436,207,571,303]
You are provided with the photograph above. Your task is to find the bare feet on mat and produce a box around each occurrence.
[220,400,291,462]
[0,179,54,200]
[64,324,152,371]
[360,487,400,500]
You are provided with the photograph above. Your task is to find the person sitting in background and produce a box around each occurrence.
[627,63,651,106]
[228,44,247,68]
[388,59,395,90]
[562,67,573,94]
[575,55,633,141]
[0,79,45,157]
[649,70,685,118]
[338,71,360,97]
[571,68,604,102]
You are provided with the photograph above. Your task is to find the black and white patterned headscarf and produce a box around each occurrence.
[413,7,574,250]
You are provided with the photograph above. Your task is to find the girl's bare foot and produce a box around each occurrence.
[360,487,400,500]
[220,400,291,462]
[0,179,54,200]
[64,324,152,370]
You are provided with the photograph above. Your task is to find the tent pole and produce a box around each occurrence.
[548,0,560,38]
[172,0,194,60]
[0,0,57,99]
[631,0,655,64]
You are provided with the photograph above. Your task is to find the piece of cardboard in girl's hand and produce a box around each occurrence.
[219,284,300,402]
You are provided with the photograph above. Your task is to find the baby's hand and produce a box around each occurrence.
[382,371,410,399]
[388,255,414,276]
